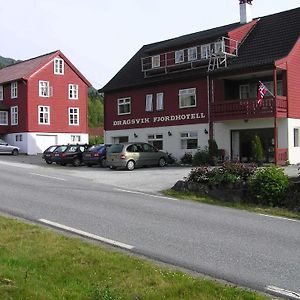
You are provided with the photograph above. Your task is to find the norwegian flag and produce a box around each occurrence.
[257,81,268,106]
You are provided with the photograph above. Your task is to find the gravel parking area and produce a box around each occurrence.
[0,154,298,193]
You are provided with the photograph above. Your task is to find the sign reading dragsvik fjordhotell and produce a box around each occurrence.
[112,112,206,127]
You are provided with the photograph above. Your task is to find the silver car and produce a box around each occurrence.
[0,139,19,155]
[107,142,168,170]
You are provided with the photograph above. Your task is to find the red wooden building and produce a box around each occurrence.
[0,50,91,154]
[101,1,300,165]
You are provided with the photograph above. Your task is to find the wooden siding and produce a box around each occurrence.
[104,79,208,131]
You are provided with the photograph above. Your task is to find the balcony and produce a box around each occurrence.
[141,37,239,77]
[211,96,287,122]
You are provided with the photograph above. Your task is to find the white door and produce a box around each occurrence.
[35,135,58,153]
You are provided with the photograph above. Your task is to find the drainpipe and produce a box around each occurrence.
[207,75,214,140]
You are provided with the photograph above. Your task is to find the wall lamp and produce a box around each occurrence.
[134,133,138,138]
[204,129,208,134]
[168,131,172,136]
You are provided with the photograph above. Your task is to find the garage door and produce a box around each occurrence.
[35,135,58,153]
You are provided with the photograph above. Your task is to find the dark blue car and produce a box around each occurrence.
[82,144,111,167]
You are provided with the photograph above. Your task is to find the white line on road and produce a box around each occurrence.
[0,160,35,169]
[259,213,300,223]
[38,219,134,250]
[266,285,300,299]
[30,173,66,181]
[115,188,179,201]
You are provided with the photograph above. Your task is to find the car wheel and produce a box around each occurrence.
[86,164,93,167]
[46,160,52,165]
[109,166,116,170]
[60,163,66,166]
[158,157,166,167]
[12,149,19,156]
[101,159,107,168]
[126,160,135,171]
[73,158,81,167]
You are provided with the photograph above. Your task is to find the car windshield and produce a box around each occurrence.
[88,145,104,151]
[108,144,124,153]
[46,146,58,152]
[55,146,68,153]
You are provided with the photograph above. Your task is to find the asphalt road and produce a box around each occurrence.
[0,157,299,299]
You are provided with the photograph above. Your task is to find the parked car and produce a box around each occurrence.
[82,144,111,167]
[50,145,68,165]
[42,145,62,164]
[52,144,89,167]
[107,142,168,171]
[0,139,19,155]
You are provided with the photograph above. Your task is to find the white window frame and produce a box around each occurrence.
[71,135,81,142]
[39,80,50,97]
[201,44,211,59]
[151,55,160,68]
[11,82,18,99]
[156,92,164,111]
[180,132,198,149]
[239,84,250,99]
[148,133,163,150]
[179,88,196,108]
[175,50,184,64]
[38,105,50,125]
[69,107,79,125]
[214,41,224,54]
[145,94,153,112]
[0,111,8,125]
[11,106,18,125]
[54,58,64,75]
[69,84,79,100]
[118,97,131,115]
[188,47,197,61]
[294,128,300,147]
[0,85,3,100]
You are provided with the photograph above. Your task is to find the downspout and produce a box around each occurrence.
[273,67,278,165]
[207,74,214,140]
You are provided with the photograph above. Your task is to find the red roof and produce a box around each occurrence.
[0,50,92,86]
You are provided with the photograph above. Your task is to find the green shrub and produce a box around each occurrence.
[186,166,211,184]
[208,139,219,158]
[251,135,264,163]
[180,152,193,164]
[192,149,210,166]
[248,166,289,207]
[166,153,177,165]
[89,136,104,145]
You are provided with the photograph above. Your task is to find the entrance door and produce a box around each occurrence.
[231,128,274,163]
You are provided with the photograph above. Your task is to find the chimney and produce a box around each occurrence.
[239,0,253,24]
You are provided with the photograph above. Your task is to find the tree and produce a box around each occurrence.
[88,88,104,128]
[251,135,264,163]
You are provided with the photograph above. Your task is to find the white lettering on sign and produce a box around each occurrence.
[112,113,205,126]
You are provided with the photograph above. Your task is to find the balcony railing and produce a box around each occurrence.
[211,96,287,121]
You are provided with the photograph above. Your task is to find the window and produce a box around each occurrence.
[118,97,131,115]
[16,134,23,142]
[71,135,81,142]
[145,94,153,112]
[156,93,164,111]
[38,106,50,124]
[0,85,3,100]
[294,128,299,147]
[69,107,79,125]
[239,84,250,99]
[214,41,224,54]
[11,82,18,99]
[152,55,160,68]
[181,132,198,149]
[11,106,18,125]
[179,88,196,108]
[0,111,8,125]
[148,134,163,150]
[69,84,79,99]
[54,58,64,74]
[264,81,283,97]
[201,44,211,59]
[39,81,50,97]
[188,47,197,61]
[175,50,184,64]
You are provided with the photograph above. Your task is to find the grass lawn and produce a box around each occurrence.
[0,215,269,300]
[164,189,300,220]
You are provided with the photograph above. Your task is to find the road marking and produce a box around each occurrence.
[30,173,66,181]
[259,214,300,223]
[266,285,300,299]
[0,160,35,169]
[38,219,134,250]
[116,188,178,201]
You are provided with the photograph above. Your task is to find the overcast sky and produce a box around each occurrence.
[1,0,299,89]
